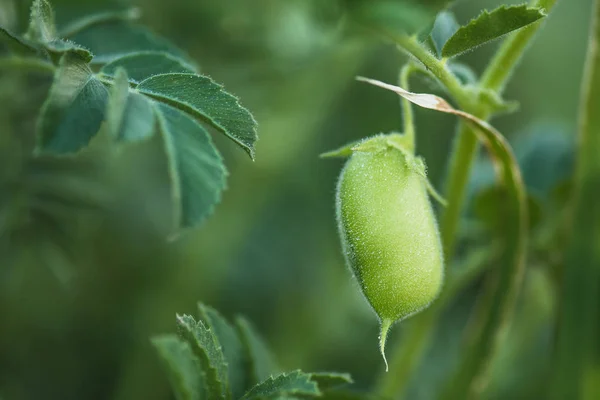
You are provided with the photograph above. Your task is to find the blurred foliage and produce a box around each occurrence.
[0,0,592,399]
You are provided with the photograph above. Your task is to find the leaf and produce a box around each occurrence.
[69,20,188,64]
[0,26,38,55]
[177,314,230,400]
[309,372,353,390]
[106,67,155,142]
[198,303,247,399]
[151,335,206,400]
[448,62,478,85]
[25,0,56,42]
[319,139,363,159]
[37,51,109,153]
[101,52,196,83]
[138,73,258,159]
[242,371,320,400]
[235,316,278,385]
[357,76,528,397]
[43,39,93,64]
[59,8,141,38]
[442,5,546,58]
[153,103,227,232]
[430,11,459,57]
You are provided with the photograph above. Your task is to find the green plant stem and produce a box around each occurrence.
[0,56,55,73]
[376,1,558,397]
[393,35,473,110]
[442,0,558,260]
[551,0,600,398]
[399,64,416,149]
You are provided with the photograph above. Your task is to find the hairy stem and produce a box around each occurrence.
[393,35,473,110]
[442,0,559,260]
[399,64,416,149]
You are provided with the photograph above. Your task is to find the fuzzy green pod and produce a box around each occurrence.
[334,134,444,370]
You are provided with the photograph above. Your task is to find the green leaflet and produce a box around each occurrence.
[242,371,320,400]
[308,373,353,390]
[153,102,227,232]
[429,11,459,57]
[111,70,227,232]
[70,20,188,64]
[106,68,155,142]
[152,335,206,400]
[25,0,56,42]
[37,51,108,153]
[198,304,247,399]
[101,51,196,83]
[235,316,278,386]
[177,314,231,400]
[138,73,258,159]
[442,5,546,58]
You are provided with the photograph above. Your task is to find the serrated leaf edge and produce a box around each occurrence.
[442,4,546,58]
[137,72,258,160]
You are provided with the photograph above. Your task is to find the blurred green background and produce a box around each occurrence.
[0,0,589,399]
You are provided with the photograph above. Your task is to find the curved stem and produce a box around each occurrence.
[399,64,416,149]
[442,0,559,260]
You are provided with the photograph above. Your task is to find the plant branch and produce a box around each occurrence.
[441,0,559,261]
[393,35,473,110]
[376,0,559,397]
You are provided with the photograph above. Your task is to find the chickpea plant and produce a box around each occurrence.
[5,0,599,399]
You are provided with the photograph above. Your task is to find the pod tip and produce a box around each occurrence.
[379,319,393,372]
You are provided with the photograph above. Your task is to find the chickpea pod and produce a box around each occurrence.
[334,133,444,370]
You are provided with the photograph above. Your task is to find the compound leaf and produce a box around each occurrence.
[442,5,546,58]
[138,73,257,159]
[151,335,206,400]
